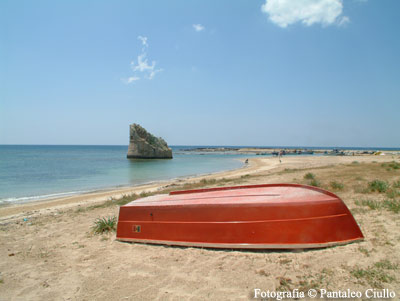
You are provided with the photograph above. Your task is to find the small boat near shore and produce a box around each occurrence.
[116,184,364,249]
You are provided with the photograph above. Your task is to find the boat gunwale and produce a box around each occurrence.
[168,183,339,198]
[117,237,365,249]
[122,184,343,208]
[121,198,342,209]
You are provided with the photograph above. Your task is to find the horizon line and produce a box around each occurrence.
[1,144,400,150]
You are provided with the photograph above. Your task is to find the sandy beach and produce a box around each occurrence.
[1,155,400,300]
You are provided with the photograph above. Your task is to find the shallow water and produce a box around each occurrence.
[0,145,249,204]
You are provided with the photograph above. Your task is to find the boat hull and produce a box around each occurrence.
[116,184,364,249]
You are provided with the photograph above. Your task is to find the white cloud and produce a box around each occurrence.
[261,0,349,28]
[338,16,350,26]
[123,36,163,84]
[127,76,140,83]
[121,76,140,84]
[193,24,205,32]
[137,35,148,47]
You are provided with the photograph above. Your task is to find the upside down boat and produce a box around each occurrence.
[116,184,364,249]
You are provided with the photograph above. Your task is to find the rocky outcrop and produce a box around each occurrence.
[127,124,173,159]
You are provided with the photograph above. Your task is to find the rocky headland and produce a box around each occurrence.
[127,124,173,159]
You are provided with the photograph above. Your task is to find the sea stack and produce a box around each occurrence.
[127,124,173,159]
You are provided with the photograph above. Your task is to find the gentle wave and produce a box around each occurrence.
[0,190,92,205]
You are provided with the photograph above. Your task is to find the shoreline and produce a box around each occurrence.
[0,157,265,223]
[0,164,246,206]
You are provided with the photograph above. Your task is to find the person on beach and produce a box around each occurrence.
[278,151,282,163]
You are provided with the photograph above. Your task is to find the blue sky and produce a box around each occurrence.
[1,0,399,147]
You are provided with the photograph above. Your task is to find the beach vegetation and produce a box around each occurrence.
[352,161,359,164]
[386,188,400,199]
[309,179,321,187]
[388,161,400,170]
[392,180,400,188]
[76,195,138,212]
[368,180,389,193]
[382,199,400,214]
[350,260,397,288]
[355,199,382,210]
[200,178,217,185]
[358,247,370,257]
[330,181,344,190]
[298,274,326,292]
[354,185,370,194]
[304,173,315,180]
[139,191,152,198]
[355,198,400,213]
[92,216,117,234]
[283,168,298,173]
[277,277,293,291]
[270,270,330,293]
[381,161,400,170]
[350,207,367,215]
[116,194,140,206]
[374,259,398,270]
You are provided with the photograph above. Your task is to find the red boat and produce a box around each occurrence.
[116,184,364,249]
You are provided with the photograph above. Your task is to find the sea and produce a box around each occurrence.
[0,145,250,205]
[1,145,398,205]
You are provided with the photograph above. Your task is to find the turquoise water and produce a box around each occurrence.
[0,145,249,204]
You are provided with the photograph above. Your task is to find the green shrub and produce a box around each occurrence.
[392,180,400,188]
[386,189,400,199]
[368,180,389,193]
[388,161,400,170]
[355,198,400,214]
[330,181,344,190]
[304,173,315,180]
[355,199,382,210]
[383,199,400,214]
[92,216,117,234]
[310,179,321,187]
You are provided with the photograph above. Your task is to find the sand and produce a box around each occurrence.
[1,155,399,300]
